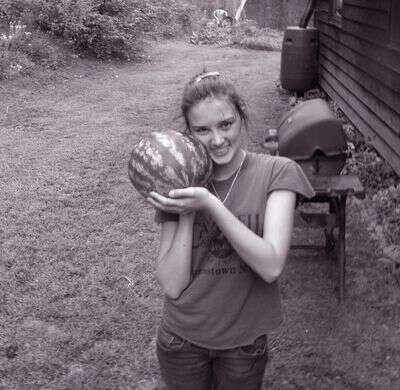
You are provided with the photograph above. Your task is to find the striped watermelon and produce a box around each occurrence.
[128,131,213,198]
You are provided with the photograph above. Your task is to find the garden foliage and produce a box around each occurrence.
[0,0,200,78]
[189,16,282,51]
[342,119,400,246]
[0,20,67,78]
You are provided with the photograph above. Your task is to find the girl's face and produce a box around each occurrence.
[187,96,243,169]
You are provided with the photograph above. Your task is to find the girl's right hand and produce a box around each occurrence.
[147,187,215,215]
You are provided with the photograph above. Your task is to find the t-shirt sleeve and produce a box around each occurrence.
[154,209,179,224]
[268,157,315,200]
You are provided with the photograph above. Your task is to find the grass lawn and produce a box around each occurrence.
[1,40,399,390]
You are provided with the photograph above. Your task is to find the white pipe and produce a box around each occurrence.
[235,0,248,21]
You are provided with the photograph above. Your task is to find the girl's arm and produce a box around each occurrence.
[208,190,296,283]
[149,187,296,284]
[155,213,195,299]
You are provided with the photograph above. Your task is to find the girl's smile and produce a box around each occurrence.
[211,146,230,157]
[187,96,244,180]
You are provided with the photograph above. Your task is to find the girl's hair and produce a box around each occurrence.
[181,71,249,132]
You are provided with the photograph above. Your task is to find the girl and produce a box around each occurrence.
[147,71,315,390]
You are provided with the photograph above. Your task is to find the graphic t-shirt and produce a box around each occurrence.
[155,153,315,349]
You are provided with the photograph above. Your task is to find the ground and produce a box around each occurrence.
[0,40,399,390]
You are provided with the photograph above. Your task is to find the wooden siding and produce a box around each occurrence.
[315,0,400,175]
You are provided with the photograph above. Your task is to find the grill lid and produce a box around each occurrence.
[278,98,347,161]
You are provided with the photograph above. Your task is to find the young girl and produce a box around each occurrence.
[147,71,315,390]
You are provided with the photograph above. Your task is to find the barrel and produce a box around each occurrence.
[280,27,319,93]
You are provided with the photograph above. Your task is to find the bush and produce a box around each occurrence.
[343,123,399,194]
[189,18,259,46]
[372,185,400,246]
[0,19,68,78]
[135,0,201,39]
[25,0,145,60]
[189,17,282,50]
[338,108,400,247]
[63,12,141,60]
[0,0,201,62]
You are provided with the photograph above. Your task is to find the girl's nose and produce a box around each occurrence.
[210,130,224,146]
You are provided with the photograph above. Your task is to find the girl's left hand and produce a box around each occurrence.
[147,187,213,215]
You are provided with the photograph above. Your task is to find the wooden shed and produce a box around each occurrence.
[314,0,400,175]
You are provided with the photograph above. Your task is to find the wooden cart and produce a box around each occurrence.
[293,174,365,302]
[264,99,366,302]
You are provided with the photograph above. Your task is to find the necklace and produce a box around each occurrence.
[210,151,247,204]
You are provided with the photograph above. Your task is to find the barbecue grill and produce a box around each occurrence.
[277,98,348,177]
[264,98,365,302]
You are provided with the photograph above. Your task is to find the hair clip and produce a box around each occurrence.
[195,71,220,83]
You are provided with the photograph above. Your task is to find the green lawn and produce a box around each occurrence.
[1,40,399,390]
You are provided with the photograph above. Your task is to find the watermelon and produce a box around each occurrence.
[128,130,213,198]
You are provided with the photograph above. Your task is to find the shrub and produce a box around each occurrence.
[189,17,282,50]
[135,0,201,39]
[339,107,400,248]
[189,18,258,46]
[1,1,143,60]
[0,19,68,78]
[0,0,203,77]
[372,185,400,246]
[343,123,398,194]
[63,12,141,60]
[30,0,145,60]
[0,0,201,61]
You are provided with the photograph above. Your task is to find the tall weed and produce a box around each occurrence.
[0,20,68,79]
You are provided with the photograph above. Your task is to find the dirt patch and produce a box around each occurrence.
[1,40,399,389]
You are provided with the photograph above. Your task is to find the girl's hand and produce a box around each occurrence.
[147,187,214,215]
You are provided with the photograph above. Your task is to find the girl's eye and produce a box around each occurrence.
[192,127,208,134]
[220,120,233,129]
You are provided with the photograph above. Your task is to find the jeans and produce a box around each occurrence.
[156,325,268,390]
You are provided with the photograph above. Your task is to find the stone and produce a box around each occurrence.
[383,245,400,264]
